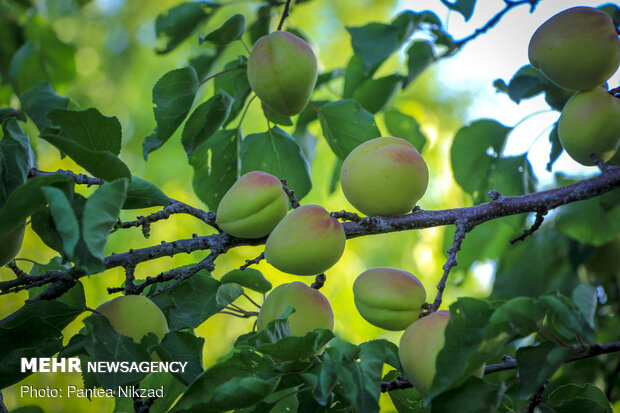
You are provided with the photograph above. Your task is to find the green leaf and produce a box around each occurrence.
[546,122,562,172]
[346,23,402,73]
[0,286,85,388]
[384,109,427,152]
[151,269,224,330]
[170,351,279,412]
[0,118,32,206]
[405,40,435,87]
[123,176,171,209]
[353,74,403,114]
[451,120,535,203]
[572,284,597,330]
[248,5,272,45]
[241,127,312,200]
[343,55,367,98]
[263,104,293,126]
[430,298,494,400]
[41,187,79,258]
[48,108,122,154]
[81,314,151,389]
[82,179,129,264]
[188,48,224,80]
[156,331,204,385]
[40,108,130,182]
[220,268,272,294]
[214,58,250,126]
[200,14,245,45]
[182,92,233,157]
[19,82,70,131]
[155,1,221,54]
[317,99,381,160]
[216,282,244,307]
[547,384,612,413]
[190,129,240,211]
[25,17,76,86]
[516,342,572,398]
[143,67,200,159]
[540,291,595,340]
[554,189,620,247]
[431,378,505,413]
[0,174,69,236]
[440,0,477,21]
[9,41,47,96]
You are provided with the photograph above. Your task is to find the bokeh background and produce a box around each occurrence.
[1,0,619,411]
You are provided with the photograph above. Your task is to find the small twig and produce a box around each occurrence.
[510,209,547,244]
[425,221,470,314]
[115,200,218,234]
[243,293,261,309]
[28,168,101,186]
[330,210,380,231]
[525,381,548,413]
[380,376,413,392]
[220,310,258,318]
[6,261,27,278]
[281,179,300,208]
[311,273,326,289]
[591,153,611,172]
[450,0,539,51]
[124,264,138,295]
[240,252,264,270]
[132,384,157,413]
[276,0,292,31]
[540,327,570,348]
[200,66,245,85]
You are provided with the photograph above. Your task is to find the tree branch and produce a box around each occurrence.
[382,340,620,393]
[2,167,619,311]
[277,0,292,31]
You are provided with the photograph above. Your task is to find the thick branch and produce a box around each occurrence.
[3,167,619,306]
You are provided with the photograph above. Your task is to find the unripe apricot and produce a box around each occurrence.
[558,88,620,166]
[0,222,25,267]
[399,311,449,395]
[248,31,318,116]
[96,295,169,343]
[353,268,426,331]
[341,137,428,216]
[399,310,483,395]
[528,7,620,91]
[257,281,334,336]
[264,204,346,275]
[216,171,289,238]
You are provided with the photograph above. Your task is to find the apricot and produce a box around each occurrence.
[256,281,333,336]
[528,7,620,91]
[96,295,169,342]
[247,31,318,116]
[399,311,484,395]
[340,137,428,216]
[558,87,620,166]
[0,222,25,267]
[264,204,346,275]
[216,171,289,238]
[353,268,426,330]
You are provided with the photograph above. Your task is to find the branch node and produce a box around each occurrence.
[311,273,326,289]
[281,179,300,208]
[240,252,265,270]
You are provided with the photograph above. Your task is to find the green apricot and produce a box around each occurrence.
[216,171,289,238]
[257,281,334,336]
[340,137,428,216]
[558,88,620,166]
[353,268,426,331]
[0,222,25,267]
[399,311,484,395]
[264,204,346,275]
[528,7,620,91]
[96,295,169,342]
[247,31,318,116]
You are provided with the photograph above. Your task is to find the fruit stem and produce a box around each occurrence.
[276,0,292,31]
[199,66,245,86]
